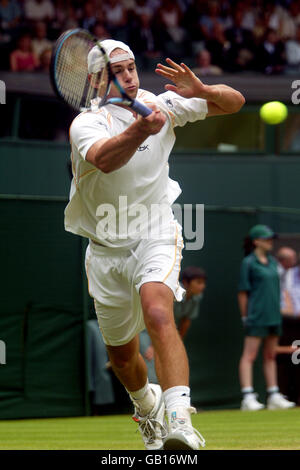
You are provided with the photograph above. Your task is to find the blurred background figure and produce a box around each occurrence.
[285,25,300,73]
[24,0,55,24]
[225,8,255,72]
[238,225,295,411]
[256,28,286,75]
[102,0,128,42]
[38,46,51,72]
[276,248,300,407]
[31,21,52,61]
[276,246,298,292]
[0,0,21,42]
[10,32,39,71]
[87,318,115,415]
[155,0,188,58]
[174,266,207,340]
[192,48,222,76]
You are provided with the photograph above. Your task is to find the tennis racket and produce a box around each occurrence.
[50,28,152,117]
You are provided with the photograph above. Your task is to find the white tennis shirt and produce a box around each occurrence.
[65,89,207,248]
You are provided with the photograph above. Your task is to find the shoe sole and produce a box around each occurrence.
[267,404,296,410]
[241,406,265,411]
[163,437,195,450]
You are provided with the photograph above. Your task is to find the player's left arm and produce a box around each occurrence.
[155,58,245,116]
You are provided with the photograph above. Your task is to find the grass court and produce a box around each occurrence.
[0,408,299,450]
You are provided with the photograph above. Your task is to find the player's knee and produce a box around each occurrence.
[242,351,257,363]
[263,350,276,361]
[144,305,173,338]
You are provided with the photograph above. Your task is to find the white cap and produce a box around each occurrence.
[87,39,135,73]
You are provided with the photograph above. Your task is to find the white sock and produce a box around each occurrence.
[242,387,254,395]
[267,386,279,395]
[127,379,155,416]
[163,386,192,425]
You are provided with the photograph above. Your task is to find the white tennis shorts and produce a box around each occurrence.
[85,220,185,346]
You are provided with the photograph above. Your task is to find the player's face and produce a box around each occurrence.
[110,59,140,100]
[254,238,274,252]
[185,278,206,297]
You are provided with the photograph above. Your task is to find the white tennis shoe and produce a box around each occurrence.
[267,392,296,410]
[163,407,206,450]
[132,383,167,450]
[241,393,265,411]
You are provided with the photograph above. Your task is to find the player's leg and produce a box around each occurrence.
[264,334,296,409]
[239,336,264,410]
[140,281,205,450]
[106,335,148,392]
[141,281,189,389]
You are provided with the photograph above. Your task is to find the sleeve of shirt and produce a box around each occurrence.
[156,91,208,128]
[69,112,111,160]
[238,257,251,292]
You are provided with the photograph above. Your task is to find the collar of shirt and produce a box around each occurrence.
[106,103,136,122]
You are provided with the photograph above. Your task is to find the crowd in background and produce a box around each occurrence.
[1,0,300,74]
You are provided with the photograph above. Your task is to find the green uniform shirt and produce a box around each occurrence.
[238,252,281,326]
[173,293,203,325]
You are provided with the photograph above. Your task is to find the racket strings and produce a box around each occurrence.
[55,33,102,110]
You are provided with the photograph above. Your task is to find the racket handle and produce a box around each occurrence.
[131,99,153,117]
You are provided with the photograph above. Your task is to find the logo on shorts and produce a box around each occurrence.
[145,267,162,274]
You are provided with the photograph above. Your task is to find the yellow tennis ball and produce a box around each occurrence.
[259,101,288,125]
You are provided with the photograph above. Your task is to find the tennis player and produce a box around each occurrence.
[65,39,245,450]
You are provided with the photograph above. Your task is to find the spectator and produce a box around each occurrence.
[92,21,111,41]
[276,246,298,292]
[238,224,295,411]
[0,0,21,41]
[24,0,55,23]
[199,0,224,42]
[51,0,79,34]
[276,262,300,407]
[286,25,300,71]
[174,266,207,340]
[192,48,223,76]
[38,46,51,72]
[205,21,230,71]
[256,28,286,74]
[225,8,255,72]
[102,0,128,42]
[10,32,39,71]
[80,0,97,32]
[31,21,52,60]
[155,0,188,58]
[128,13,161,59]
[87,319,115,415]
[280,0,300,41]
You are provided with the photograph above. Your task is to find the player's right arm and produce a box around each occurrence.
[86,106,166,173]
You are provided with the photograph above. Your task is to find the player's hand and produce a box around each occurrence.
[136,104,166,135]
[155,58,207,99]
